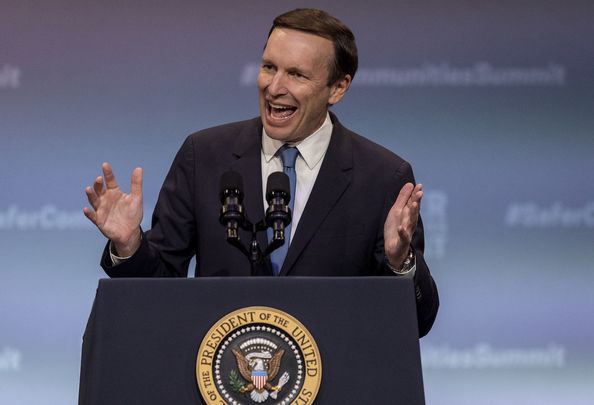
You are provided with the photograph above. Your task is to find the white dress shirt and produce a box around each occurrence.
[260,113,333,242]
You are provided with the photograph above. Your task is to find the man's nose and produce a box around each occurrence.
[267,72,288,96]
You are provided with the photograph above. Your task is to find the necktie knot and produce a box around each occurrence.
[280,146,299,169]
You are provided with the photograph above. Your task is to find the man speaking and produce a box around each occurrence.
[83,8,438,336]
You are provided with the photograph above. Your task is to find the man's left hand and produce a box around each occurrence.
[384,182,423,268]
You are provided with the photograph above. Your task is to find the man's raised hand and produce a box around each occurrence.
[383,182,423,269]
[83,162,144,257]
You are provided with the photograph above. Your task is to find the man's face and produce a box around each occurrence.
[257,28,349,143]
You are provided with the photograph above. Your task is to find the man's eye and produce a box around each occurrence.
[262,64,275,71]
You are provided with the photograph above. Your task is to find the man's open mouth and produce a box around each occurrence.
[267,102,297,120]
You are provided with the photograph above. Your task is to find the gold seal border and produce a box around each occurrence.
[196,306,322,405]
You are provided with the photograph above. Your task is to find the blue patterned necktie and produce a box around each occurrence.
[269,146,299,276]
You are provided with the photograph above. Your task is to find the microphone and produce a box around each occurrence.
[219,171,245,239]
[265,172,292,243]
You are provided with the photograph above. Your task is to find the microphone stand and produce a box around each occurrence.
[223,217,286,276]
[219,171,291,276]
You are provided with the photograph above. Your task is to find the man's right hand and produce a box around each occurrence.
[83,162,144,257]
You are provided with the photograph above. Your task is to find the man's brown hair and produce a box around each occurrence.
[268,8,358,86]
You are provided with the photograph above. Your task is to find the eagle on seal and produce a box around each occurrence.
[232,348,285,402]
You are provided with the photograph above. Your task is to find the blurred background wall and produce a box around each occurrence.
[1,1,593,403]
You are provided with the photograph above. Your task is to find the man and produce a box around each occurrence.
[84,9,438,336]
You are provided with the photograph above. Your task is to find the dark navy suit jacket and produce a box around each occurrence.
[101,113,439,336]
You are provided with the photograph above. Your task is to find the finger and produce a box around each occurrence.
[130,167,143,197]
[102,162,119,190]
[409,183,423,204]
[410,191,423,211]
[92,176,104,196]
[394,182,414,211]
[386,183,413,228]
[401,200,420,231]
[82,207,97,224]
[400,202,419,230]
[409,201,420,222]
[85,186,100,209]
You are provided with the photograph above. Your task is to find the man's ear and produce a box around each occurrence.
[328,74,352,106]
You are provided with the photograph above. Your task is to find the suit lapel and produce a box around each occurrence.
[230,121,265,224]
[280,116,353,275]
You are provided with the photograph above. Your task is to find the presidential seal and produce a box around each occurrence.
[196,306,322,405]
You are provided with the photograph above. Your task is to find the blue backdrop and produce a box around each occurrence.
[1,1,593,403]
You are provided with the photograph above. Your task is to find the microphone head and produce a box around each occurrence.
[219,171,244,202]
[266,171,290,203]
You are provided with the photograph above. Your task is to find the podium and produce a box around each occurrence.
[79,277,425,404]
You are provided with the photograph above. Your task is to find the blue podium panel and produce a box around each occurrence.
[79,277,424,405]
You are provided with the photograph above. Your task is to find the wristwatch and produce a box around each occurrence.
[387,249,415,275]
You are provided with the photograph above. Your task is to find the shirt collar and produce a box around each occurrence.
[262,113,333,170]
